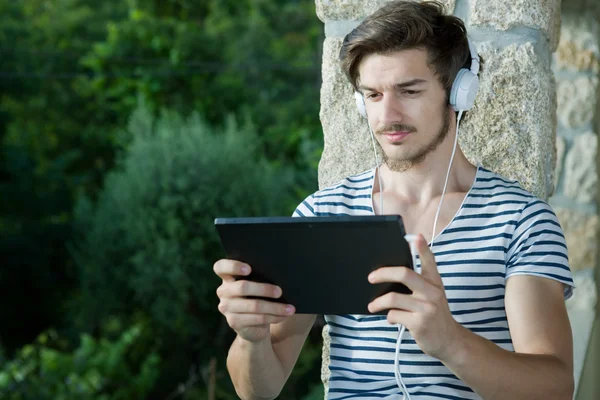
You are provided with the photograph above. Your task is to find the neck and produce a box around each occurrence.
[378,131,477,204]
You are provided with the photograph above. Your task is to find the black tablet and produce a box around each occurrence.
[214,215,414,315]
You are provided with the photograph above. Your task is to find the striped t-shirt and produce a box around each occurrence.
[293,165,574,400]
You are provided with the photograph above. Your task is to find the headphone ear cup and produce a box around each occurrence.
[354,92,367,118]
[450,69,479,111]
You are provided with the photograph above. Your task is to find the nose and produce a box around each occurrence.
[379,93,403,126]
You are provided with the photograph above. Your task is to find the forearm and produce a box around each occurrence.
[227,335,286,400]
[443,326,573,400]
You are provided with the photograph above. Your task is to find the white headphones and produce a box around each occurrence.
[354,38,480,116]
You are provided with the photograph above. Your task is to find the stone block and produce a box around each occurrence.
[565,269,597,395]
[554,136,566,191]
[469,0,561,51]
[554,14,600,73]
[562,0,600,15]
[321,324,331,395]
[318,37,380,189]
[564,132,598,204]
[555,42,600,73]
[567,271,598,311]
[556,76,598,129]
[555,209,598,273]
[316,0,455,22]
[459,42,556,200]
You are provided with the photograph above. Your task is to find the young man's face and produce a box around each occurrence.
[357,48,452,171]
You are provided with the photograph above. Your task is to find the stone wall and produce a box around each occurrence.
[315,0,598,397]
[316,0,560,198]
[551,0,600,397]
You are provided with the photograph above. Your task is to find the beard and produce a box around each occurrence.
[379,107,452,172]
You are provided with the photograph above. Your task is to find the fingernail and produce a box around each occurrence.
[241,265,250,274]
[368,273,374,282]
[273,287,282,298]
[285,305,295,314]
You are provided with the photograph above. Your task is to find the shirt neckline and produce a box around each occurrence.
[368,164,483,244]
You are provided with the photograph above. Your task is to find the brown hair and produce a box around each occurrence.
[340,1,473,99]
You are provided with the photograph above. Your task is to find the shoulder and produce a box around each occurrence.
[467,167,559,222]
[472,167,537,202]
[475,167,555,215]
[475,169,573,296]
[479,168,567,259]
[463,166,563,244]
[293,168,375,217]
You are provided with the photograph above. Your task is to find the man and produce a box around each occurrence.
[213,1,575,399]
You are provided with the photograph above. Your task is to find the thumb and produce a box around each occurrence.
[415,234,443,284]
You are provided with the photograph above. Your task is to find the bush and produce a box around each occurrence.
[0,0,321,353]
[0,323,159,400]
[69,103,299,397]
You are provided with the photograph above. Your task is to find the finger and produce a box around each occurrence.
[368,292,423,314]
[213,259,251,282]
[226,313,290,331]
[386,309,414,327]
[368,266,427,293]
[415,234,443,285]
[219,279,282,299]
[219,298,295,316]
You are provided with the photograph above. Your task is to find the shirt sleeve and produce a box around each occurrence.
[292,193,317,217]
[505,198,575,299]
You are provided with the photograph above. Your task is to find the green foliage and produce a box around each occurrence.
[78,0,323,162]
[72,103,295,333]
[69,103,304,397]
[301,383,326,400]
[0,0,129,187]
[0,323,159,400]
[0,0,130,351]
[0,0,321,352]
[0,0,324,397]
[282,334,324,400]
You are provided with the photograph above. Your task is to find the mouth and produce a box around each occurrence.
[383,131,411,142]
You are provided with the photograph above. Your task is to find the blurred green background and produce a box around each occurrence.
[0,0,325,398]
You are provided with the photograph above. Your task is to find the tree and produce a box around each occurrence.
[69,103,316,398]
[0,0,322,353]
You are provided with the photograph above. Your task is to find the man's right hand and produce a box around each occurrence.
[213,259,296,343]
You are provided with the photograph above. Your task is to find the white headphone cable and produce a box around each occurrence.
[363,94,465,398]
[366,119,384,215]
[431,110,463,247]
[365,112,412,398]
[394,324,410,399]
[393,109,464,399]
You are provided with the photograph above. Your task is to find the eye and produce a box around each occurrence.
[403,90,421,96]
[365,92,381,100]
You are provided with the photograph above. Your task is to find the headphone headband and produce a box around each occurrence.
[467,38,480,76]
